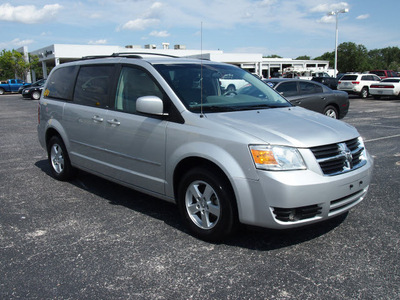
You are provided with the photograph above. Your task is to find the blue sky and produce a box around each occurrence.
[1,0,399,59]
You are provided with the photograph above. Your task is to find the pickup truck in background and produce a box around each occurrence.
[219,74,249,92]
[0,79,28,95]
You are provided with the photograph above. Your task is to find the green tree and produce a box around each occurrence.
[336,42,370,73]
[314,51,334,67]
[296,55,311,60]
[368,46,400,71]
[0,49,30,80]
[264,54,282,58]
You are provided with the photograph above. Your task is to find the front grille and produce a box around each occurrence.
[310,138,366,176]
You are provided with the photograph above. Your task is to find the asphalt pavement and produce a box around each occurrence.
[0,94,399,299]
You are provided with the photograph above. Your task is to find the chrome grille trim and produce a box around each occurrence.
[310,138,367,176]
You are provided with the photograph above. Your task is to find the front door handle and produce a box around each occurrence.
[107,119,121,126]
[92,115,104,122]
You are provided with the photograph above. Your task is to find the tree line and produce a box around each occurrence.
[270,43,400,73]
[2,42,400,81]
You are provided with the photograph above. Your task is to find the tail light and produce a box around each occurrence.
[352,81,360,85]
[371,84,394,88]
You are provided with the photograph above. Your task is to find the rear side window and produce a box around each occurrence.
[276,81,298,97]
[46,66,79,100]
[299,81,323,95]
[73,65,115,108]
[341,75,358,81]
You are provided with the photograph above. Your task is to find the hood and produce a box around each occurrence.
[204,107,358,148]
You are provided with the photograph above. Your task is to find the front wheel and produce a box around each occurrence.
[323,105,338,119]
[47,136,75,181]
[178,168,237,242]
[31,91,41,100]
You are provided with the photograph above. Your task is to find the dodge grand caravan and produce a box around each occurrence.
[37,54,373,241]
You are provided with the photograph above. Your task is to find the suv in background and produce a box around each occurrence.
[369,70,397,79]
[337,73,381,98]
[37,54,373,241]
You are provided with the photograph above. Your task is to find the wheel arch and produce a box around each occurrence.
[173,157,239,219]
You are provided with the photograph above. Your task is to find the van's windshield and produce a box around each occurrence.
[154,63,291,113]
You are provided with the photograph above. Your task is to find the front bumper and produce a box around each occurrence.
[233,153,373,229]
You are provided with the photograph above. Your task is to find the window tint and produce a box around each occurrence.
[276,81,298,97]
[73,65,114,108]
[341,75,358,81]
[46,66,79,100]
[115,66,164,114]
[299,81,323,95]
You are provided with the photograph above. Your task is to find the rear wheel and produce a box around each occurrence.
[323,105,338,119]
[360,87,369,98]
[178,167,237,242]
[47,136,75,181]
[0,88,5,95]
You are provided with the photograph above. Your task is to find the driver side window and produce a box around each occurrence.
[115,66,164,114]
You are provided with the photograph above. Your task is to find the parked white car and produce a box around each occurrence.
[369,77,400,99]
[338,73,381,98]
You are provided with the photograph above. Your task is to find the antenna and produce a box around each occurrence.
[200,21,204,117]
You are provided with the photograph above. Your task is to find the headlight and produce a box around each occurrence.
[249,145,306,171]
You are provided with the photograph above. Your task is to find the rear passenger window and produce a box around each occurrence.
[73,65,114,108]
[46,66,79,100]
[299,82,323,95]
[276,82,298,97]
[115,66,164,114]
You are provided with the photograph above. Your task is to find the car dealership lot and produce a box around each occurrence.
[1,94,399,299]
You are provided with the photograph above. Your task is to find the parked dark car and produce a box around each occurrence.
[262,78,349,119]
[18,78,46,94]
[311,76,338,90]
[22,79,46,100]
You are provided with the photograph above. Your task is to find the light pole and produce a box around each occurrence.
[327,8,348,78]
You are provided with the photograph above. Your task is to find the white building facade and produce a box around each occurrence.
[27,44,330,81]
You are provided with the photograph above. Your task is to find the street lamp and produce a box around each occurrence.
[327,8,349,78]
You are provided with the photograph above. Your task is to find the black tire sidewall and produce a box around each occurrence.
[178,168,237,242]
[323,105,338,119]
[47,136,74,181]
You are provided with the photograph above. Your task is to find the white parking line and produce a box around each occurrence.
[365,134,400,143]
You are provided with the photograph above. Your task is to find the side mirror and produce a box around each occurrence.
[136,96,167,116]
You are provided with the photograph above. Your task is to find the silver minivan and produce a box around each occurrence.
[38,54,373,241]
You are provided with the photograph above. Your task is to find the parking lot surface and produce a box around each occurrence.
[1,94,399,299]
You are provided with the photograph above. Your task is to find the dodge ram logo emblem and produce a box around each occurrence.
[338,143,353,170]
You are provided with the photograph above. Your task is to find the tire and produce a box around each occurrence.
[0,88,5,95]
[47,136,75,181]
[360,87,369,99]
[323,105,338,119]
[178,167,237,242]
[31,91,41,100]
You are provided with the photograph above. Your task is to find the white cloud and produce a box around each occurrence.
[0,3,62,24]
[311,2,349,13]
[149,30,170,38]
[0,38,34,49]
[121,18,160,31]
[356,14,370,20]
[88,39,108,45]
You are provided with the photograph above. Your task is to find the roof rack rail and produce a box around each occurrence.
[81,52,179,60]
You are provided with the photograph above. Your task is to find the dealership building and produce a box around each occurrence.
[20,43,330,82]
